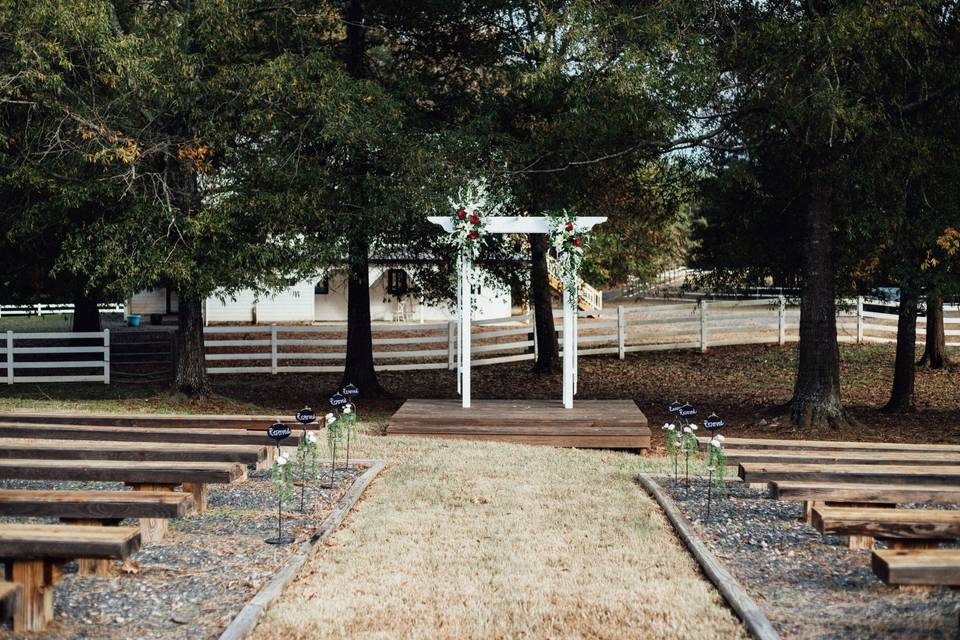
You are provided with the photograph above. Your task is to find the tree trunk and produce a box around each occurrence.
[71,288,101,333]
[529,233,559,373]
[173,291,211,396]
[790,167,846,428]
[883,284,918,412]
[342,233,386,396]
[919,290,950,369]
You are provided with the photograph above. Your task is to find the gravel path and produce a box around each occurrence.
[659,477,960,640]
[0,456,363,640]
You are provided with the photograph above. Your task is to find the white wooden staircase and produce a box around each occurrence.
[547,256,603,314]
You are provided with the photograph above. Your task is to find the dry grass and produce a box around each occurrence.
[256,425,746,640]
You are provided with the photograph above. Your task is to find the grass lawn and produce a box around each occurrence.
[259,427,745,640]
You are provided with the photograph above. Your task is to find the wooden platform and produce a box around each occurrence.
[387,399,649,450]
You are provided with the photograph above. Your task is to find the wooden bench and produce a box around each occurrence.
[700,436,960,455]
[724,449,960,467]
[0,411,311,430]
[0,523,140,631]
[0,421,299,448]
[0,580,21,626]
[812,506,960,550]
[871,548,960,586]
[0,440,269,470]
[769,481,960,505]
[739,462,960,487]
[0,488,195,550]
[0,458,245,540]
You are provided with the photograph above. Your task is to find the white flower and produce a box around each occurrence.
[661,423,676,431]
[276,455,288,467]
[710,438,721,448]
[683,426,692,434]
[716,434,725,442]
[325,413,336,424]
[343,406,353,414]
[688,424,698,431]
[305,432,318,444]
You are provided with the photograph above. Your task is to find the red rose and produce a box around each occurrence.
[565,222,574,232]
[456,209,467,219]
[572,237,582,247]
[470,214,480,225]
[468,230,479,240]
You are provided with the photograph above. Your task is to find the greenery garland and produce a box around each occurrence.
[546,212,586,309]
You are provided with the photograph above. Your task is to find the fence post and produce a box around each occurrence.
[5,331,12,384]
[103,329,111,385]
[532,314,539,361]
[856,296,864,344]
[699,299,708,352]
[617,305,626,360]
[447,321,456,370]
[778,296,786,346]
[36,303,42,318]
[270,324,278,375]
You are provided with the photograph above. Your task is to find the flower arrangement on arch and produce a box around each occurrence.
[546,212,587,309]
[448,183,491,262]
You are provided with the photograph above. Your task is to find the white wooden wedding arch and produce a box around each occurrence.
[428,215,607,409]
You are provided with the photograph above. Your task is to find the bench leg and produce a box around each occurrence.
[847,535,875,550]
[128,483,177,543]
[7,560,55,632]
[59,518,116,577]
[182,482,208,513]
[801,501,822,524]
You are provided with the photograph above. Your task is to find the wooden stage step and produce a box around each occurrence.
[812,506,960,541]
[769,481,960,505]
[387,399,649,450]
[872,548,960,586]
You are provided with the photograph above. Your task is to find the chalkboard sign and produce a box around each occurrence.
[342,383,360,399]
[679,403,697,419]
[329,392,347,408]
[267,422,292,443]
[668,401,683,414]
[295,407,317,425]
[704,413,725,430]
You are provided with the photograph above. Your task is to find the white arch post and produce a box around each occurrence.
[428,215,606,409]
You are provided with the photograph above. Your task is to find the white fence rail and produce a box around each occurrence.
[2,330,111,384]
[0,303,124,318]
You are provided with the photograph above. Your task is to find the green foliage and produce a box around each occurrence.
[271,453,295,504]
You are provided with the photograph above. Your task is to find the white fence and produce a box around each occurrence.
[0,303,125,318]
[2,330,111,384]
[1,297,954,382]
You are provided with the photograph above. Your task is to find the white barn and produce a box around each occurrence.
[127,264,512,324]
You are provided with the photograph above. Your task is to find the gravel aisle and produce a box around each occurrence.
[660,477,960,640]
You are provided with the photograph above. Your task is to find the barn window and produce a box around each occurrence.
[386,269,409,296]
[314,278,329,295]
